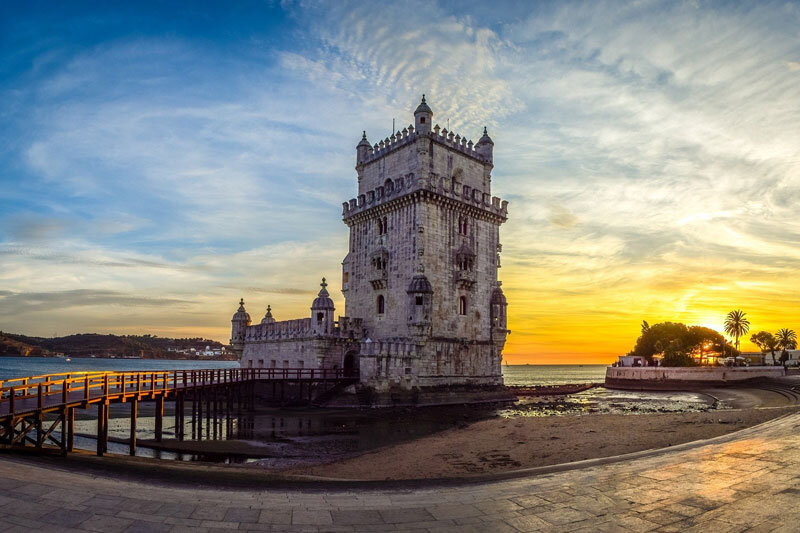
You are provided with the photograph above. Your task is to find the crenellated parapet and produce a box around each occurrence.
[342,172,508,222]
[357,123,492,167]
[244,316,364,342]
[245,318,313,342]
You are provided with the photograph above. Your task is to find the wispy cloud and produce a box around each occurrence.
[1,1,799,360]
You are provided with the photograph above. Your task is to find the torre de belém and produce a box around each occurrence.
[230,96,509,399]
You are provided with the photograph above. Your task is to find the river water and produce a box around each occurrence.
[0,358,714,465]
[0,358,605,386]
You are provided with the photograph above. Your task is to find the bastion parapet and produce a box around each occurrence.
[231,96,510,402]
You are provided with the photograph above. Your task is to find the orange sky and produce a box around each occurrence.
[2,2,799,365]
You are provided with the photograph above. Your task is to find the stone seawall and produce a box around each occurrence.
[605,366,786,390]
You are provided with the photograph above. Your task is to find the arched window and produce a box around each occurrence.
[384,179,393,193]
[382,216,388,234]
[377,218,383,234]
[377,295,385,314]
[316,312,324,323]
[459,296,467,316]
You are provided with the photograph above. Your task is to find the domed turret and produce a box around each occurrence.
[476,126,494,162]
[490,285,508,331]
[311,277,335,335]
[312,277,335,310]
[356,131,371,165]
[414,94,433,134]
[407,274,433,294]
[261,304,276,325]
[230,298,251,356]
[407,268,434,338]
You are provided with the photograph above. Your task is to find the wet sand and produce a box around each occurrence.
[284,406,798,480]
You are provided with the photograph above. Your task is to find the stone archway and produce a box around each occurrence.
[343,351,359,377]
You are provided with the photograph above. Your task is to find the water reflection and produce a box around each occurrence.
[61,387,720,466]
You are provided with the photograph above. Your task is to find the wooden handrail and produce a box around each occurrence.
[0,367,352,417]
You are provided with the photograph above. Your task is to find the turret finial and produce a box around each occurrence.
[483,126,488,135]
[421,94,426,104]
[321,277,327,289]
[362,131,367,140]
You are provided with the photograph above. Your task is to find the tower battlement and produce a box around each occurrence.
[341,179,508,221]
[357,123,491,167]
[232,96,509,398]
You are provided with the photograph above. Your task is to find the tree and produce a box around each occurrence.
[641,320,650,334]
[724,310,750,352]
[750,331,778,365]
[776,328,797,365]
[629,322,735,366]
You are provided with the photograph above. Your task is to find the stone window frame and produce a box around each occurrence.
[459,295,468,316]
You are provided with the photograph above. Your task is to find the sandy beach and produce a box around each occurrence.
[283,405,797,480]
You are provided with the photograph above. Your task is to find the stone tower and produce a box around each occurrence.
[342,96,509,390]
[230,298,251,357]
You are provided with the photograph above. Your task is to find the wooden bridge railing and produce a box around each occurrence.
[0,366,357,457]
[0,367,354,416]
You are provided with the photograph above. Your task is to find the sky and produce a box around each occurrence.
[1,1,799,364]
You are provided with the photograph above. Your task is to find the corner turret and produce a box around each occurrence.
[230,298,251,357]
[261,304,276,325]
[356,131,371,165]
[476,126,494,163]
[414,95,433,135]
[490,283,509,352]
[407,267,434,340]
[311,277,335,335]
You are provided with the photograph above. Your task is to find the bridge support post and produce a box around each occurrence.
[35,413,43,450]
[96,402,106,457]
[103,401,109,453]
[175,393,184,442]
[191,392,197,440]
[205,389,210,439]
[60,407,67,456]
[212,387,218,440]
[155,395,163,442]
[67,407,74,452]
[197,390,203,439]
[130,399,137,456]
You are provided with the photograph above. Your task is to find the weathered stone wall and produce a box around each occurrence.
[241,335,357,370]
[343,115,507,392]
[605,366,786,390]
[234,98,508,396]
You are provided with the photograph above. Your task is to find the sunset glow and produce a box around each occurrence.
[2,2,799,363]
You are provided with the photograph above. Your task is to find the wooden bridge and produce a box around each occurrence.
[0,368,356,457]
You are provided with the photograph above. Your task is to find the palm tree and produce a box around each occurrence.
[776,328,797,365]
[724,310,750,352]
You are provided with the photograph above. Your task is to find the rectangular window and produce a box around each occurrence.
[258,359,264,368]
[247,360,253,368]
[283,360,289,368]
[343,272,349,283]
[415,296,423,306]
[298,360,304,368]
[270,360,276,368]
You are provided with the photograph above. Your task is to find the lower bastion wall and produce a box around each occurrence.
[606,366,786,390]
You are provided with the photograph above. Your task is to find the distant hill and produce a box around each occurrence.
[0,332,235,360]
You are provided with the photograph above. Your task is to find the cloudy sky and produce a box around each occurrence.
[2,1,799,363]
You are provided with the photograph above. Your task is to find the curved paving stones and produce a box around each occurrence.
[1,414,800,532]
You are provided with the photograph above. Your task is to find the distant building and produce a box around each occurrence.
[742,350,800,366]
[230,96,510,392]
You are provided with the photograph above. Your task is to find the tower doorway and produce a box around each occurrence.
[343,351,359,376]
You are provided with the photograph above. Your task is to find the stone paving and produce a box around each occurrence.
[1,413,800,532]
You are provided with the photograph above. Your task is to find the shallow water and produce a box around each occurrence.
[501,388,717,418]
[6,358,716,465]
